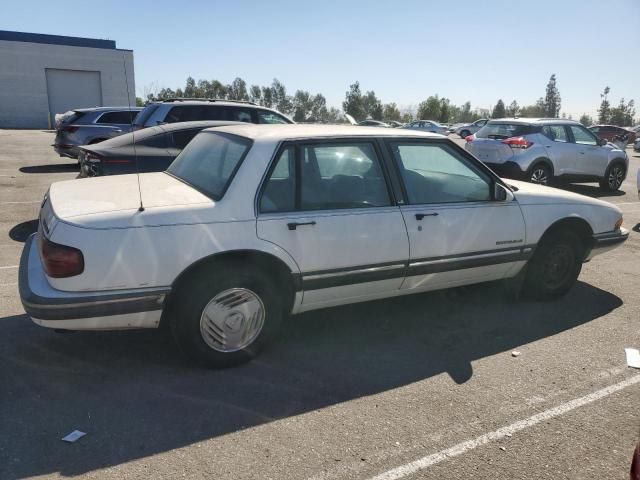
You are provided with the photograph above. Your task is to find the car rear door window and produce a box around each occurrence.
[97,111,136,124]
[257,110,291,124]
[299,143,391,211]
[569,125,598,145]
[260,147,295,213]
[140,134,166,148]
[542,125,569,143]
[391,142,491,204]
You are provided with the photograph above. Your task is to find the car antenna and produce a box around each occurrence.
[122,52,144,212]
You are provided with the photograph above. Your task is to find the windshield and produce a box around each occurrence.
[476,122,536,139]
[167,131,251,200]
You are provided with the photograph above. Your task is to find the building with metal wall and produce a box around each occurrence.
[0,30,135,129]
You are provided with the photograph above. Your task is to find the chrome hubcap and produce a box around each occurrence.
[199,288,265,352]
[531,168,548,184]
[608,166,624,189]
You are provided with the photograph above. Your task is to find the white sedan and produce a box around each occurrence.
[20,125,628,367]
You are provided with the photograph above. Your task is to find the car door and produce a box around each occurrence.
[568,124,608,177]
[540,124,576,175]
[256,140,409,308]
[385,139,527,292]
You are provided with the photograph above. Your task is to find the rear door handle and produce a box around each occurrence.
[415,213,439,220]
[287,221,316,230]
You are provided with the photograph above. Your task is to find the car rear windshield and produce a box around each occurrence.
[167,132,251,200]
[476,123,537,139]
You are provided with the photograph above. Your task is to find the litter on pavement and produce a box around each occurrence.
[61,430,86,443]
[625,348,640,369]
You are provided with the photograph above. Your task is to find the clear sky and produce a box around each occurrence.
[3,0,639,117]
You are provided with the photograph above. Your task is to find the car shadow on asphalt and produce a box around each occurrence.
[558,183,626,198]
[0,281,622,478]
[19,164,78,174]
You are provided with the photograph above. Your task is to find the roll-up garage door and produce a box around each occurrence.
[45,69,102,126]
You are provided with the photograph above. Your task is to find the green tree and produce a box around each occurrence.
[610,98,635,126]
[135,97,144,107]
[342,81,366,121]
[438,98,450,123]
[363,90,383,120]
[261,86,274,108]
[184,77,197,97]
[271,79,292,114]
[543,74,561,117]
[292,90,312,122]
[310,94,328,122]
[506,100,519,117]
[597,86,611,124]
[249,85,262,104]
[458,101,473,122]
[520,98,546,117]
[227,77,249,101]
[579,114,593,126]
[382,102,401,122]
[417,95,442,120]
[492,99,506,118]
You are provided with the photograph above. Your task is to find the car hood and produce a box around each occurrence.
[507,179,619,209]
[48,172,212,222]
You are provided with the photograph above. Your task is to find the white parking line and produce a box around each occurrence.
[368,374,640,480]
[0,201,40,204]
[0,282,17,287]
[0,265,18,270]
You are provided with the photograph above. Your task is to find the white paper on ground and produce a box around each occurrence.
[625,348,640,369]
[61,430,86,443]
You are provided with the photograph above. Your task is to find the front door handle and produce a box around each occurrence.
[287,221,316,230]
[415,213,439,220]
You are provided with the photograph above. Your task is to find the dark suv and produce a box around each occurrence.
[132,99,293,129]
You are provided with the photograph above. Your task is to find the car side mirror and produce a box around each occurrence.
[598,138,608,146]
[494,182,514,202]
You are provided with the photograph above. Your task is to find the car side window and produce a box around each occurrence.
[391,142,491,204]
[257,110,290,124]
[542,125,569,143]
[165,106,202,123]
[97,111,135,124]
[569,125,598,146]
[300,143,391,211]
[140,134,166,148]
[260,147,295,213]
[169,129,200,149]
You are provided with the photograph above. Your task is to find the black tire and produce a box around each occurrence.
[460,129,470,138]
[527,162,552,186]
[169,261,283,368]
[524,230,583,300]
[599,163,626,191]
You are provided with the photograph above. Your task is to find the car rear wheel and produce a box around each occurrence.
[460,129,470,138]
[524,230,583,300]
[599,163,625,191]
[528,163,551,185]
[169,261,283,368]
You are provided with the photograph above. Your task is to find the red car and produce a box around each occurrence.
[589,124,636,143]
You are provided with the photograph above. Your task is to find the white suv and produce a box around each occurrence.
[466,118,629,191]
[20,125,628,367]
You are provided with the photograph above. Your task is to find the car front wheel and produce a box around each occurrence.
[169,262,283,368]
[599,163,625,191]
[528,163,551,185]
[524,230,583,300]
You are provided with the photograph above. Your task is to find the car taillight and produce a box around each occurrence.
[502,136,533,149]
[85,152,102,163]
[60,125,79,133]
[40,235,84,278]
[465,135,474,142]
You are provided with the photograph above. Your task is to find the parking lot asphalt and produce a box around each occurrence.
[1,130,639,480]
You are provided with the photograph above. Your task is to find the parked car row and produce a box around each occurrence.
[53,98,294,160]
[21,123,628,368]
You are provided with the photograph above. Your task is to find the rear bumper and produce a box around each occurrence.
[53,144,79,159]
[585,228,629,260]
[483,161,527,180]
[19,234,169,325]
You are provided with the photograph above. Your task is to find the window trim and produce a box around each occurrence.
[382,137,501,206]
[255,137,397,216]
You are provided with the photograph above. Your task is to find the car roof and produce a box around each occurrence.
[205,124,445,140]
[487,117,581,126]
[74,106,142,113]
[158,120,245,132]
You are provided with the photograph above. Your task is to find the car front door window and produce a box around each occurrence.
[569,125,598,146]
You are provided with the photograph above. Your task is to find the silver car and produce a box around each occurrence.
[403,120,448,135]
[454,119,489,138]
[54,107,142,159]
[466,118,629,191]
